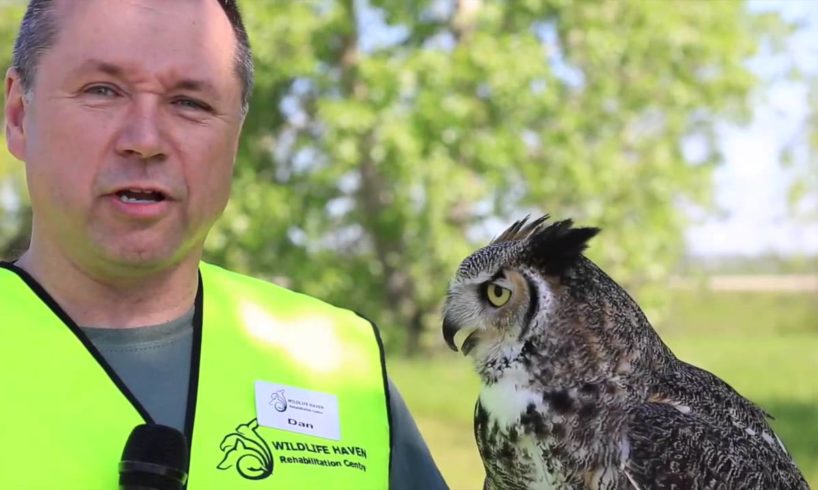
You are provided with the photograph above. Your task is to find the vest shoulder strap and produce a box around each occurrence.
[0,265,145,489]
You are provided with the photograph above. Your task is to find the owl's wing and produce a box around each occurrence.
[621,402,808,489]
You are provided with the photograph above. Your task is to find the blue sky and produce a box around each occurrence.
[685,0,818,257]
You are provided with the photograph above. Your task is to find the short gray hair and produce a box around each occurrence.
[12,0,255,114]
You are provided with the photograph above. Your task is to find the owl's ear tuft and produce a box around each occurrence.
[527,220,600,275]
[491,214,551,245]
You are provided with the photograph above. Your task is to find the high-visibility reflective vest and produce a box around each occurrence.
[0,262,391,489]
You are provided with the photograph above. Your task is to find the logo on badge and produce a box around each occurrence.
[270,389,288,412]
[217,418,274,480]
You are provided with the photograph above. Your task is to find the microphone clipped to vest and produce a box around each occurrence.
[120,424,188,490]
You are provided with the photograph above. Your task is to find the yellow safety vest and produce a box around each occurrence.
[0,262,391,489]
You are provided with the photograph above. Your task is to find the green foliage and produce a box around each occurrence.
[0,1,791,351]
[208,0,776,352]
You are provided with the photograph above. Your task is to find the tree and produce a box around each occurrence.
[208,0,778,354]
[0,1,785,354]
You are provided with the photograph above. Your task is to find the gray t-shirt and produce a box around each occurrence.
[81,312,447,490]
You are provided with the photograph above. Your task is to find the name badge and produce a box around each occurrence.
[255,381,341,441]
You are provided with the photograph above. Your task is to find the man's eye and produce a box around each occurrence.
[173,98,212,112]
[84,85,118,97]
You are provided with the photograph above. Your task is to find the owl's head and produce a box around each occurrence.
[442,215,660,382]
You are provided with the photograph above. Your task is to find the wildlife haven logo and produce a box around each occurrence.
[217,418,370,481]
[270,389,288,412]
[217,419,274,480]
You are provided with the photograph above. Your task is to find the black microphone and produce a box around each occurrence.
[120,424,189,490]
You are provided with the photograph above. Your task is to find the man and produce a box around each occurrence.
[1,0,447,488]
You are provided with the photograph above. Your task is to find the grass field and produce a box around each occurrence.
[389,290,818,489]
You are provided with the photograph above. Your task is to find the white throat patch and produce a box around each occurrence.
[479,365,542,431]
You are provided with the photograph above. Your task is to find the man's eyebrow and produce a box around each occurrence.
[71,60,218,95]
[73,59,126,77]
[171,79,218,95]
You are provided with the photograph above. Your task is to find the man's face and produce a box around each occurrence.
[5,0,244,276]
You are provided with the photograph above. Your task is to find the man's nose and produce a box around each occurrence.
[114,99,168,161]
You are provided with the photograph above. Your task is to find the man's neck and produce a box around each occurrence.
[16,246,200,329]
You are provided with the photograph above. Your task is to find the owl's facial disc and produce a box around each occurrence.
[443,274,519,356]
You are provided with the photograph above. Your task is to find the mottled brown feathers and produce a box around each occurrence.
[444,213,808,490]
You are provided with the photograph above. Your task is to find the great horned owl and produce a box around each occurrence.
[442,216,808,490]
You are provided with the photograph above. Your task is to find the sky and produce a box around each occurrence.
[685,0,818,257]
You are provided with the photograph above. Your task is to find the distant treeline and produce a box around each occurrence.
[681,254,818,275]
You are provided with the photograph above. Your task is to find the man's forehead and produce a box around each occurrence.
[55,0,211,13]
[53,0,232,39]
[30,0,243,106]
[48,0,236,70]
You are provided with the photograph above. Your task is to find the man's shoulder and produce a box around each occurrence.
[0,264,28,306]
[199,261,385,352]
[199,261,282,291]
[199,262,365,322]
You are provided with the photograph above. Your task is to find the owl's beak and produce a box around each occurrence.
[443,316,478,356]
[443,316,460,351]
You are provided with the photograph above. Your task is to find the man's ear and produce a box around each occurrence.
[5,68,28,161]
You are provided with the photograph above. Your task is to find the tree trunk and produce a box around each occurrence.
[336,0,425,356]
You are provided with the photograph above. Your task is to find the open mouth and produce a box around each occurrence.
[115,189,166,204]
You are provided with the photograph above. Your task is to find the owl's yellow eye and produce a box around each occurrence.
[486,283,512,307]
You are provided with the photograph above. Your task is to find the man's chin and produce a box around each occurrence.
[83,223,207,278]
[90,240,194,276]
